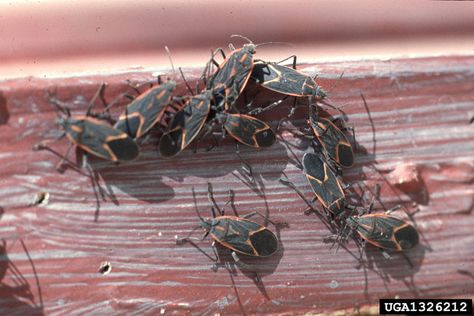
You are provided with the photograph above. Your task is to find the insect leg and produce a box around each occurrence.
[32,131,67,151]
[56,142,74,170]
[247,96,289,116]
[384,205,402,215]
[101,92,135,115]
[207,183,224,216]
[235,143,253,177]
[231,252,259,272]
[275,55,297,69]
[279,177,318,214]
[85,83,106,117]
[242,211,287,229]
[178,67,194,95]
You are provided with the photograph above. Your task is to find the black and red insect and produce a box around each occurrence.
[158,90,213,157]
[279,152,347,217]
[113,47,186,140]
[35,84,140,163]
[301,152,346,215]
[308,112,354,168]
[251,60,327,100]
[246,59,330,118]
[159,94,276,156]
[206,35,258,111]
[177,186,279,260]
[346,213,419,251]
[114,80,178,139]
[214,112,276,148]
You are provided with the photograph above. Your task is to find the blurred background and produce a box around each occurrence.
[0,0,473,78]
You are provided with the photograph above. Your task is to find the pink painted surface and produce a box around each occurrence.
[0,56,473,315]
[1,1,474,78]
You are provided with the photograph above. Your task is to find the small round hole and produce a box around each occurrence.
[98,261,112,275]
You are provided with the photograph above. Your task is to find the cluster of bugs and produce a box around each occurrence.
[36,35,419,272]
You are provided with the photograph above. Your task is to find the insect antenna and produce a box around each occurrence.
[192,187,205,222]
[207,182,223,216]
[165,46,194,95]
[230,34,253,43]
[229,34,293,48]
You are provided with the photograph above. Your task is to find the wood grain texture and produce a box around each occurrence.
[0,56,473,315]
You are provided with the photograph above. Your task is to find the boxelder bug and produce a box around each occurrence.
[279,152,346,217]
[308,110,354,168]
[251,61,327,100]
[114,80,177,139]
[113,47,184,139]
[177,185,279,262]
[159,90,212,157]
[35,84,140,163]
[301,152,346,215]
[214,113,276,148]
[206,35,257,111]
[159,96,275,156]
[346,213,419,251]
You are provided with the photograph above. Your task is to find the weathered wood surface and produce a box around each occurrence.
[0,56,473,315]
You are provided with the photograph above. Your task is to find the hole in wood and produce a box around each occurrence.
[98,261,112,275]
[32,191,50,206]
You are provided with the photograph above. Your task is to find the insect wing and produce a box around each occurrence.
[66,117,139,161]
[115,82,176,139]
[159,92,211,157]
[249,228,279,256]
[208,47,254,109]
[223,114,275,148]
[209,216,278,257]
[252,62,326,99]
[353,214,419,251]
[310,116,354,168]
[302,153,345,213]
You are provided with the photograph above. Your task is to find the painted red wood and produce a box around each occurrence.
[1,1,474,78]
[0,56,473,315]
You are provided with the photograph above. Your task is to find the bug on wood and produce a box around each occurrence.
[113,47,187,139]
[158,90,212,157]
[251,60,327,100]
[177,185,279,260]
[301,152,346,215]
[113,80,178,139]
[279,152,347,217]
[206,35,259,111]
[159,93,275,157]
[214,112,276,148]
[308,113,354,168]
[246,56,330,117]
[346,213,419,251]
[35,84,140,163]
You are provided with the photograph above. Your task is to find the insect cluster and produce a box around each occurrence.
[36,35,419,271]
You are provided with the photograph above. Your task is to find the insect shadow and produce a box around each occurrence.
[361,243,426,299]
[356,94,430,207]
[0,238,44,315]
[89,148,176,207]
